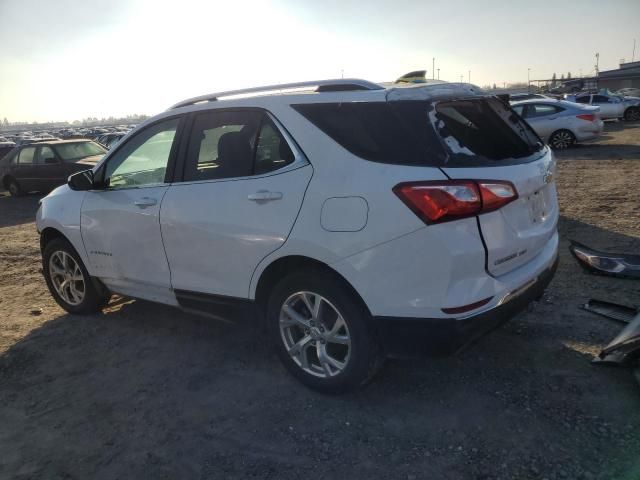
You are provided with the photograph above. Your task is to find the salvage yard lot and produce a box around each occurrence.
[1,123,639,480]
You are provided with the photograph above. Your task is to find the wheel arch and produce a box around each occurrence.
[2,174,15,189]
[40,227,70,253]
[253,255,370,316]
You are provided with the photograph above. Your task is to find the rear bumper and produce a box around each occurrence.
[374,255,558,358]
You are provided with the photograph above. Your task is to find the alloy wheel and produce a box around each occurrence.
[551,131,573,149]
[49,250,86,306]
[279,291,351,378]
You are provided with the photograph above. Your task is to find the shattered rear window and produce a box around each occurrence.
[433,98,542,163]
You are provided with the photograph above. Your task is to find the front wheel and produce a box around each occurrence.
[267,271,383,393]
[43,238,111,314]
[549,130,575,150]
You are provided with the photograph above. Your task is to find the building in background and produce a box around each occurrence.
[598,61,640,91]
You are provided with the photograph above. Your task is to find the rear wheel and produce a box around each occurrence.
[549,130,575,150]
[7,178,23,197]
[624,107,640,122]
[43,238,111,314]
[267,270,383,393]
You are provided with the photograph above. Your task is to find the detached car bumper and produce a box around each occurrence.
[374,255,558,358]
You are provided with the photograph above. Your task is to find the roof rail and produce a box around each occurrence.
[168,79,383,110]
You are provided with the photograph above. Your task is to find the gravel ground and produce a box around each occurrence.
[1,122,639,480]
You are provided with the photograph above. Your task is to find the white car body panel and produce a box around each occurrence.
[442,149,558,277]
[80,185,174,302]
[36,185,89,267]
[161,164,313,298]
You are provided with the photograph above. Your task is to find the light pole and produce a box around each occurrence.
[527,68,531,92]
[437,68,440,80]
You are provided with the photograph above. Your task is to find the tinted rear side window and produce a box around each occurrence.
[292,102,446,166]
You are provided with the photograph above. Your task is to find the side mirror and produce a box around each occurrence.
[68,169,95,191]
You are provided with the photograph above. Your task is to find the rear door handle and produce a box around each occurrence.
[247,190,283,202]
[134,197,158,208]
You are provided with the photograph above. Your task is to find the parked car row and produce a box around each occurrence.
[508,88,640,149]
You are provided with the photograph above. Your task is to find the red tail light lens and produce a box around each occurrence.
[576,114,596,122]
[393,180,518,224]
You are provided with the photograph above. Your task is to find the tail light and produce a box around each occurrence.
[576,114,596,122]
[393,180,518,224]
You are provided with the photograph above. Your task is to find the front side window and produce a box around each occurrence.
[104,118,179,189]
[18,147,36,164]
[575,96,590,104]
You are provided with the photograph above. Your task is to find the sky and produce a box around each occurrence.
[0,0,638,123]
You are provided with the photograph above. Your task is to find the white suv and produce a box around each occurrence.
[37,79,559,393]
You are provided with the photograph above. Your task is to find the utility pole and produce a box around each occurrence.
[437,68,440,80]
[595,52,600,76]
[432,58,435,80]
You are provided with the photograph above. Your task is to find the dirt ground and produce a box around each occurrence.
[1,122,639,480]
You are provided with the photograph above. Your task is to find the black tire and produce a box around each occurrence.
[42,237,111,314]
[624,107,640,122]
[6,177,24,197]
[549,129,575,150]
[266,270,383,394]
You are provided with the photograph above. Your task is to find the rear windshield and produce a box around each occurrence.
[293,99,542,167]
[54,142,106,161]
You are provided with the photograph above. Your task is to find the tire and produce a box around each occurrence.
[6,177,24,197]
[549,130,575,150]
[624,107,640,122]
[266,270,383,394]
[42,237,111,314]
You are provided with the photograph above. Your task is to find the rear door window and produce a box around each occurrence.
[184,110,262,181]
[254,117,294,175]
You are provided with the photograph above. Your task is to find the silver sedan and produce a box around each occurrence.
[511,99,604,149]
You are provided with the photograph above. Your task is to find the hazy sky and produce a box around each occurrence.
[1,0,638,123]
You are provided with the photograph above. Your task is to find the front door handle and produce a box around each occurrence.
[134,197,158,208]
[247,190,283,203]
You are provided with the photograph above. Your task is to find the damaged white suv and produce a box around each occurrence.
[37,79,558,393]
